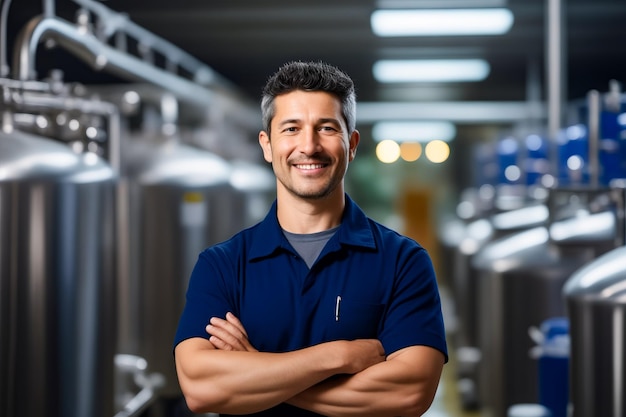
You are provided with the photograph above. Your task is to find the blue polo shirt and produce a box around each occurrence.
[174,195,447,415]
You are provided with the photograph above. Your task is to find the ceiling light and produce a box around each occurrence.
[372,121,456,142]
[425,140,451,163]
[373,59,490,82]
[376,140,401,163]
[400,142,423,161]
[371,8,514,37]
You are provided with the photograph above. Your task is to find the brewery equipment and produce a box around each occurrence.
[115,94,236,413]
[471,87,626,417]
[0,119,117,417]
[472,203,617,417]
[451,133,551,409]
[564,243,626,417]
[4,1,256,414]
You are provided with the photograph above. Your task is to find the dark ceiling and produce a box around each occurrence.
[7,0,626,128]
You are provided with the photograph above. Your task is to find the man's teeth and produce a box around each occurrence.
[296,164,324,170]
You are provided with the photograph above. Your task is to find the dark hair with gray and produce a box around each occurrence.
[260,61,357,135]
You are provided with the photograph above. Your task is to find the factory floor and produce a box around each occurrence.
[423,346,482,417]
[423,286,482,417]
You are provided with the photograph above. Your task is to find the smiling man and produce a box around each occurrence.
[173,61,447,417]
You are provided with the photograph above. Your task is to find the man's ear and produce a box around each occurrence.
[259,131,272,163]
[349,130,360,161]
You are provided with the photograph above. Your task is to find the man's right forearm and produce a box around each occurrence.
[175,337,384,415]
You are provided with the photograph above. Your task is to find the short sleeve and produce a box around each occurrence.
[379,246,448,361]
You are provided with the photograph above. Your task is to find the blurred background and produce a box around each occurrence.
[2,1,626,417]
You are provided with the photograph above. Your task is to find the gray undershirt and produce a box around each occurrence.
[283,226,339,268]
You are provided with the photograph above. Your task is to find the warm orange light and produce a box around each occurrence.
[400,142,422,162]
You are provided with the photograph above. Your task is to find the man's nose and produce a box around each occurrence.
[299,128,322,155]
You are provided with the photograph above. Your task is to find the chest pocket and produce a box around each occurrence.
[324,298,385,341]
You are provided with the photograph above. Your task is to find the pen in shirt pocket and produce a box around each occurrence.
[335,295,341,321]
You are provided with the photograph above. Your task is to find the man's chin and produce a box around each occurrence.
[291,188,333,200]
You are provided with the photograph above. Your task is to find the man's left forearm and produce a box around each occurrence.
[287,345,444,417]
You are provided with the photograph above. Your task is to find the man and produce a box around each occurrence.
[174,61,447,417]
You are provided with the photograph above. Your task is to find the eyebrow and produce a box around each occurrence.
[277,118,342,127]
[277,118,301,127]
[318,118,342,126]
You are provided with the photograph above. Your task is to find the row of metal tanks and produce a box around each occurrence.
[440,88,626,417]
[0,80,275,417]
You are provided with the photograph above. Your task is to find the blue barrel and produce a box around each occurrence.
[536,317,570,417]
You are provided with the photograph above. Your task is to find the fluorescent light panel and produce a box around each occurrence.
[371,8,514,36]
[372,121,456,142]
[373,59,490,82]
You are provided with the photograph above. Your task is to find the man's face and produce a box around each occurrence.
[259,90,359,201]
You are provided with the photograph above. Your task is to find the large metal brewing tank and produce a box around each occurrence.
[453,201,548,408]
[228,159,275,230]
[118,130,233,402]
[0,128,117,417]
[450,131,551,409]
[471,207,617,417]
[563,183,626,417]
[564,245,626,417]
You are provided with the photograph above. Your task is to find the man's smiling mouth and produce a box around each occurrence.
[294,164,327,170]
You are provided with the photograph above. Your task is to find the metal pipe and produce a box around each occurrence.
[12,16,217,109]
[526,57,543,132]
[11,13,260,130]
[0,0,13,76]
[70,0,234,88]
[587,89,600,188]
[42,0,54,18]
[546,0,566,142]
[113,354,165,417]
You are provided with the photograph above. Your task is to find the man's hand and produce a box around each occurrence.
[179,321,384,415]
[334,339,385,374]
[206,313,385,375]
[182,313,439,416]
[206,312,258,352]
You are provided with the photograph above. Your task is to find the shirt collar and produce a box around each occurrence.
[249,194,376,261]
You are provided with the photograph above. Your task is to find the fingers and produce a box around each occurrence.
[206,318,246,350]
[206,313,257,352]
[208,333,234,351]
[225,312,249,337]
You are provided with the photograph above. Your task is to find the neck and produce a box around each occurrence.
[276,187,345,234]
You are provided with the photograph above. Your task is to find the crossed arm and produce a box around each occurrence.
[174,313,444,416]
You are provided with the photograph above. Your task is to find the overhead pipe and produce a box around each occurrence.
[0,0,12,76]
[11,0,260,126]
[70,0,236,90]
[43,0,54,17]
[546,0,566,142]
[12,16,217,108]
[526,57,544,133]
[587,90,600,188]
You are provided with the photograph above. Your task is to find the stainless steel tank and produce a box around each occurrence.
[471,201,618,417]
[453,202,548,409]
[0,128,117,417]
[564,245,626,417]
[229,159,275,230]
[450,216,493,409]
[117,130,234,405]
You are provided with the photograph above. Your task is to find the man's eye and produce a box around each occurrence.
[320,126,337,132]
[284,127,298,132]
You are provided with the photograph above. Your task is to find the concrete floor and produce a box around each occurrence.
[423,287,482,417]
[423,349,482,417]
